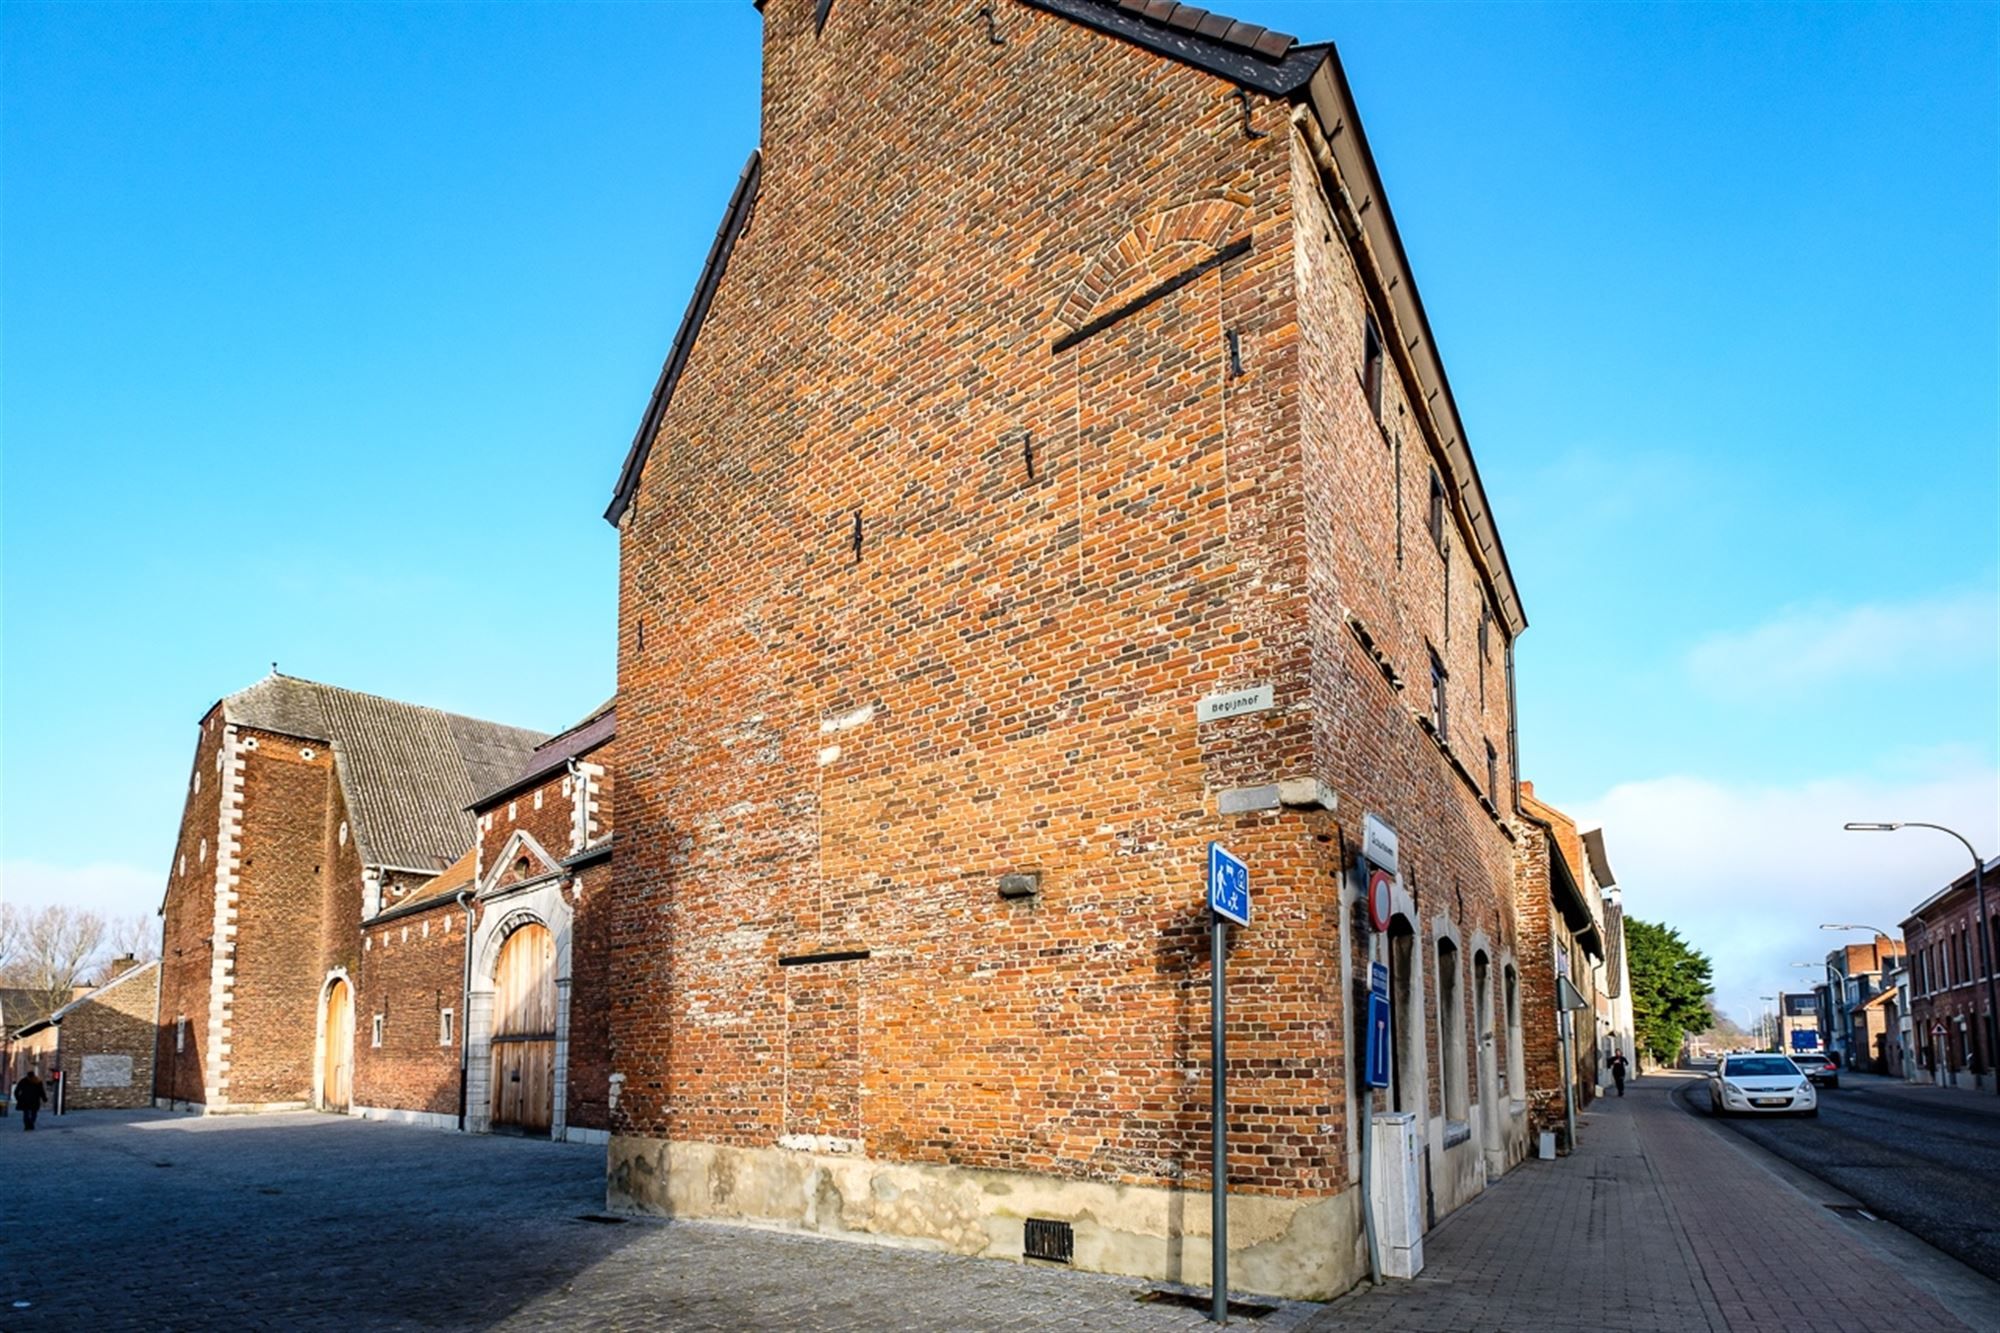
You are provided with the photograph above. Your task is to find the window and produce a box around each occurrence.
[1363,313,1384,420]
[1429,648,1449,743]
[1437,937,1467,1123]
[439,1009,455,1046]
[1392,433,1405,567]
[1428,470,1446,552]
[174,1016,186,1053]
[1486,740,1499,798]
[1478,604,1491,705]
[1503,965,1523,1097]
[372,1013,384,1048]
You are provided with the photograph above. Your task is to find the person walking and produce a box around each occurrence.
[1608,1050,1630,1097]
[13,1070,46,1130]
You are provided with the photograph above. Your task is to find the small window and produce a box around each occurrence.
[1486,740,1498,798]
[1363,313,1384,420]
[372,1014,384,1048]
[439,1009,455,1046]
[1478,604,1492,706]
[174,1016,186,1053]
[1429,648,1449,743]
[1428,470,1446,552]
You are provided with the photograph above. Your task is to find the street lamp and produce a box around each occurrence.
[1759,995,1778,1051]
[1843,821,1996,1097]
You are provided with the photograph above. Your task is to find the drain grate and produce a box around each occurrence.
[1023,1217,1074,1264]
[1825,1203,1879,1222]
[1137,1289,1279,1319]
[575,1214,628,1225]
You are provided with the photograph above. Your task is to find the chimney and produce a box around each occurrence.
[108,955,138,980]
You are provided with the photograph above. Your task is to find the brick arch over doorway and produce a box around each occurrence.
[465,886,576,1138]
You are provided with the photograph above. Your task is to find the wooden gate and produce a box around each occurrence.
[321,978,352,1111]
[491,923,556,1134]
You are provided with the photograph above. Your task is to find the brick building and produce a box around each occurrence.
[28,960,162,1111]
[602,0,1537,1299]
[1815,937,1901,1076]
[153,673,545,1113]
[1903,856,2000,1087]
[346,704,615,1142]
[1515,784,1603,1140]
[2,987,68,1090]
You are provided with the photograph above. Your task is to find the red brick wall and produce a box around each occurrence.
[565,859,613,1132]
[608,1,1531,1208]
[1291,130,1526,1145]
[354,899,465,1116]
[155,708,227,1105]
[478,767,579,874]
[319,782,363,993]
[226,727,337,1106]
[59,966,160,1110]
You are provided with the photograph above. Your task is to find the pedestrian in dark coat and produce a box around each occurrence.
[13,1071,46,1130]
[1609,1050,1630,1097]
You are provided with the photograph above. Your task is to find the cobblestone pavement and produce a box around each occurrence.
[0,1108,1319,1333]
[7,1083,1996,1332]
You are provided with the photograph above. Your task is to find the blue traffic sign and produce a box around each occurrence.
[1364,991,1391,1088]
[1208,842,1249,925]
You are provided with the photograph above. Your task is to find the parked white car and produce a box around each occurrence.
[1708,1053,1818,1116]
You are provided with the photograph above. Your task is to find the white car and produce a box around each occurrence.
[1708,1053,1818,1117]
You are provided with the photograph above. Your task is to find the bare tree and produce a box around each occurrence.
[2,904,109,1019]
[108,912,162,967]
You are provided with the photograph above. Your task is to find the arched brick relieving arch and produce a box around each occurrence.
[1051,195,1254,340]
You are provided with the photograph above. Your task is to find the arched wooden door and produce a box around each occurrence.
[322,978,352,1111]
[491,923,556,1134]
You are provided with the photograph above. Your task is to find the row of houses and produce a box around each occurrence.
[1769,855,1998,1090]
[91,0,1648,1301]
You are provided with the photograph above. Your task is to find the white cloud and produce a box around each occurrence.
[1686,588,1996,697]
[1574,759,1999,1030]
[0,860,161,919]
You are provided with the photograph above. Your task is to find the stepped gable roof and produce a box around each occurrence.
[221,673,548,872]
[473,701,615,811]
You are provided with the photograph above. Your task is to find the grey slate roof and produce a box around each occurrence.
[222,674,547,872]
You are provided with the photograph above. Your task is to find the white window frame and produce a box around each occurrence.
[439,1008,455,1046]
[372,1013,384,1048]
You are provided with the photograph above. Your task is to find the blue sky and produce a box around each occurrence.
[4,1,1994,1023]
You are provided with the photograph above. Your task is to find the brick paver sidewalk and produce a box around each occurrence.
[1305,1073,1987,1332]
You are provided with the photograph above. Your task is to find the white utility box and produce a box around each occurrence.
[1369,1111,1425,1278]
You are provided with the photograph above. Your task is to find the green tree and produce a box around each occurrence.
[1626,918,1714,1066]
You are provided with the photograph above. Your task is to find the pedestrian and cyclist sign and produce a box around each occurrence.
[1208,841,1249,925]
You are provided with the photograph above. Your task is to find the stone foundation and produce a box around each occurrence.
[607,1135,1366,1301]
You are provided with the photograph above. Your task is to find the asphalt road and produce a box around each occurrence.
[1678,1065,2000,1284]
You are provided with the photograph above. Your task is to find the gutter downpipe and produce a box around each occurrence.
[455,888,476,1132]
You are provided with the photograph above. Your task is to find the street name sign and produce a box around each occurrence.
[1362,813,1399,876]
[1196,685,1273,724]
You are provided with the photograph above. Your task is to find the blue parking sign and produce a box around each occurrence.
[1208,842,1249,925]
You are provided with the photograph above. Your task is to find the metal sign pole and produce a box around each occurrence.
[1211,910,1228,1325]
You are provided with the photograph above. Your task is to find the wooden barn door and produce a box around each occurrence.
[322,978,352,1111]
[491,923,556,1134]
